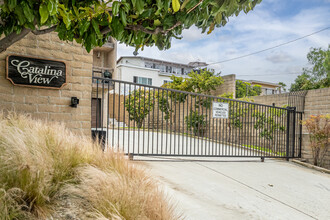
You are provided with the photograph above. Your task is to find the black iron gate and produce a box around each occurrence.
[92,77,302,160]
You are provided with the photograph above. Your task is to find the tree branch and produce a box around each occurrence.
[32,25,57,35]
[187,0,204,14]
[125,21,182,35]
[100,21,182,36]
[0,28,31,53]
[100,26,111,35]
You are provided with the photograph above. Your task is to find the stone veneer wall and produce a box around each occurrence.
[0,33,93,136]
[252,88,330,168]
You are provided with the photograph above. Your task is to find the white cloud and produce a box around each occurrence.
[117,1,330,86]
[266,51,293,63]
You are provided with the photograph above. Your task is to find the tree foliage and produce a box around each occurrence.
[185,111,207,136]
[157,91,173,120]
[235,80,262,98]
[278,82,287,92]
[161,69,223,134]
[290,45,330,91]
[164,69,223,103]
[125,88,154,128]
[253,107,286,140]
[0,0,262,53]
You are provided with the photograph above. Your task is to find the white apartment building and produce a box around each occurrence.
[116,56,203,87]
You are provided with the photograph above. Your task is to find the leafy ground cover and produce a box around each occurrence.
[243,145,286,157]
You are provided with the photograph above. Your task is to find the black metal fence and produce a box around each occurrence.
[92,77,302,159]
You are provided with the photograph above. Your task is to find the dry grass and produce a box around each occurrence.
[0,112,180,219]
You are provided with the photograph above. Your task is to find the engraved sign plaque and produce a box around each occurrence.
[6,55,66,89]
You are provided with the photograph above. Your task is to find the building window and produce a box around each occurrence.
[163,80,172,84]
[145,62,153,68]
[166,66,172,73]
[133,76,152,85]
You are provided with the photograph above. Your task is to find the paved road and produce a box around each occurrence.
[135,156,330,220]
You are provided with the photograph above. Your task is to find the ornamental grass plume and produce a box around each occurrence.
[302,114,330,167]
[0,112,179,219]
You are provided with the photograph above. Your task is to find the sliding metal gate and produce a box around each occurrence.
[92,77,302,160]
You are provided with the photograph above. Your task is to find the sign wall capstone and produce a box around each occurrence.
[6,55,66,89]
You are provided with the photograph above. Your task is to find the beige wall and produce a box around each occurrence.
[0,33,93,136]
[211,74,236,98]
[253,88,330,168]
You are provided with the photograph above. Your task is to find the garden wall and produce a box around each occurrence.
[0,33,93,136]
[211,74,236,97]
[253,87,330,168]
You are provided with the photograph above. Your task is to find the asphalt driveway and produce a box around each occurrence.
[137,157,330,220]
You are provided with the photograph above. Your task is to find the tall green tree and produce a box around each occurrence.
[164,69,223,136]
[165,69,223,95]
[163,68,223,104]
[0,0,262,53]
[290,45,330,91]
[235,80,262,98]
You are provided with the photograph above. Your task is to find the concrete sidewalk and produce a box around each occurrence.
[137,157,330,220]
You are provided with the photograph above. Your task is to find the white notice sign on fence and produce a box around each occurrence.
[212,102,229,119]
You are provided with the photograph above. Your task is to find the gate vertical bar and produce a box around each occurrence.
[286,107,291,161]
[123,83,126,152]
[112,82,115,148]
[143,87,146,154]
[107,80,110,149]
[118,82,121,149]
[96,79,99,131]
[291,107,296,158]
[147,87,151,154]
[128,84,131,155]
[298,112,303,158]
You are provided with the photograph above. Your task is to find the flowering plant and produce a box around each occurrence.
[302,114,330,166]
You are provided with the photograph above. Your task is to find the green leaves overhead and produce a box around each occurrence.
[112,1,120,15]
[135,0,145,14]
[39,4,49,24]
[7,0,17,11]
[172,0,181,13]
[21,1,34,23]
[48,0,58,16]
[0,0,262,53]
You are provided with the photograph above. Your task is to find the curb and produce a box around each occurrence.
[291,159,330,174]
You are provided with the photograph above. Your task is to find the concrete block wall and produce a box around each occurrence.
[211,74,236,97]
[0,33,93,136]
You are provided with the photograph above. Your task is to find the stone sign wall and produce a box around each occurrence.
[0,33,93,136]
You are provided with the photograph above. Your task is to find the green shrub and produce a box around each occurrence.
[185,111,207,136]
[158,92,173,120]
[125,88,155,128]
[302,114,330,167]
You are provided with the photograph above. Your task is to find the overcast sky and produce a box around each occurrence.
[117,0,330,87]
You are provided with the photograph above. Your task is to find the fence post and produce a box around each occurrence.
[286,107,291,161]
[298,112,303,158]
[291,107,296,158]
